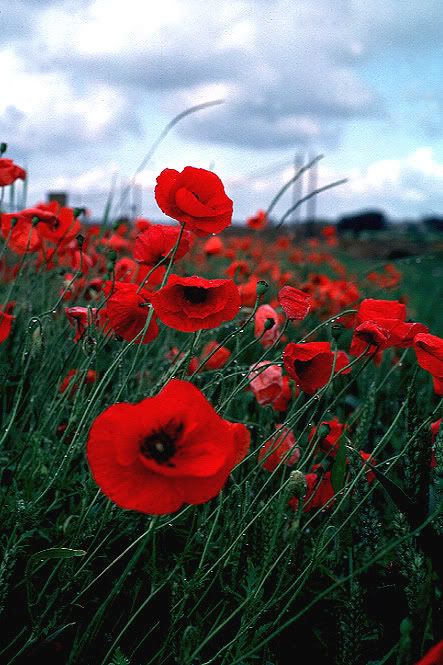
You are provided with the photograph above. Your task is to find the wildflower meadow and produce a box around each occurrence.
[0,135,442,665]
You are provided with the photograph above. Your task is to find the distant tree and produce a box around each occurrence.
[337,210,387,234]
[422,216,443,233]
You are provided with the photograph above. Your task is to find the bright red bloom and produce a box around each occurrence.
[65,307,97,343]
[272,375,295,412]
[254,304,280,348]
[86,379,250,514]
[246,209,268,230]
[204,236,224,256]
[283,341,351,394]
[100,282,159,344]
[0,311,15,343]
[134,224,191,265]
[0,158,26,186]
[35,202,81,243]
[238,276,259,307]
[433,375,443,396]
[308,417,345,456]
[150,275,240,333]
[248,362,283,406]
[414,640,443,665]
[414,333,443,377]
[278,285,312,320]
[154,167,233,237]
[258,426,299,472]
[200,341,231,370]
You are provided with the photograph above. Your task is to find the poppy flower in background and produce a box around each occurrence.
[154,166,233,236]
[203,235,224,256]
[254,304,280,348]
[200,341,231,370]
[248,361,283,406]
[150,275,240,333]
[258,426,300,472]
[0,207,55,255]
[0,158,26,186]
[0,310,15,343]
[34,201,81,243]
[289,471,335,513]
[246,209,268,230]
[86,379,250,514]
[65,307,97,343]
[278,285,312,321]
[283,341,351,394]
[308,417,346,456]
[272,375,296,412]
[100,282,159,344]
[60,369,97,395]
[133,224,191,265]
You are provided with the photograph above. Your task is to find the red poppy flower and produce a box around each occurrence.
[278,285,312,321]
[246,209,268,230]
[100,282,159,344]
[204,236,224,256]
[289,471,335,513]
[150,275,240,332]
[154,167,233,237]
[283,341,351,394]
[414,333,443,377]
[272,376,295,412]
[414,640,443,665]
[134,224,191,265]
[433,375,443,396]
[35,202,81,243]
[258,426,299,472]
[308,417,345,456]
[86,379,250,514]
[65,307,97,343]
[238,276,259,307]
[248,362,283,406]
[60,369,97,395]
[0,311,15,343]
[0,158,26,186]
[200,341,231,370]
[254,304,280,348]
[1,209,54,254]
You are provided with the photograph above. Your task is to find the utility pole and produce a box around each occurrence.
[292,153,304,224]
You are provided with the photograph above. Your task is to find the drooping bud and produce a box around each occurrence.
[264,317,275,331]
[256,280,269,297]
[288,470,307,499]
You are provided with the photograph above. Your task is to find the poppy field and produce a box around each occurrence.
[1,147,443,665]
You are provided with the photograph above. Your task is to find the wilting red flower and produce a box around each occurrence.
[308,417,345,456]
[283,341,351,394]
[278,285,311,321]
[246,209,268,230]
[414,333,443,377]
[254,304,280,348]
[155,166,233,236]
[200,341,231,370]
[414,640,443,665]
[100,282,159,344]
[65,307,97,343]
[0,158,26,186]
[258,426,300,472]
[134,224,191,265]
[248,362,283,406]
[150,275,240,333]
[86,379,249,514]
[0,311,15,343]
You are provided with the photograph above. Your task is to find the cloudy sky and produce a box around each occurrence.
[1,0,443,221]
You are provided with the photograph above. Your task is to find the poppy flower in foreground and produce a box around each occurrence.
[414,333,443,377]
[86,379,250,514]
[414,640,443,665]
[0,158,26,186]
[150,275,240,332]
[133,224,191,265]
[283,341,351,394]
[154,166,233,236]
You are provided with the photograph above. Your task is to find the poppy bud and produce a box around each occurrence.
[76,233,85,249]
[73,207,84,219]
[10,216,18,228]
[288,470,307,498]
[31,216,40,226]
[264,317,275,331]
[331,323,344,340]
[317,423,331,440]
[256,280,269,297]
[0,143,7,155]
[107,250,117,264]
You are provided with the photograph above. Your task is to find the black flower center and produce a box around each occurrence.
[140,422,183,466]
[183,286,208,304]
